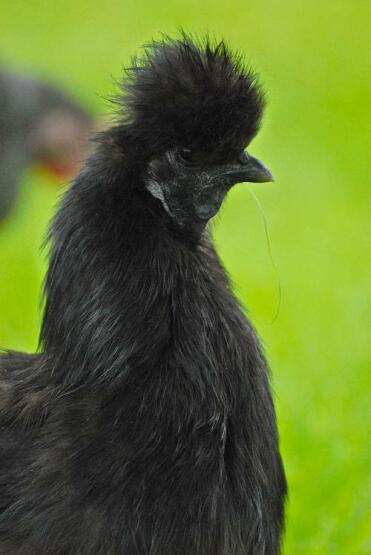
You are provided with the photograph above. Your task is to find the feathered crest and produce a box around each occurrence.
[110,33,266,160]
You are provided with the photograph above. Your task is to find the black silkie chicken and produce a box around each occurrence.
[0,68,92,220]
[0,36,286,554]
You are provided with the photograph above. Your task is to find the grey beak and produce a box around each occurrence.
[223,152,274,187]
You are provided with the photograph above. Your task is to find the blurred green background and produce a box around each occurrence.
[0,1,370,552]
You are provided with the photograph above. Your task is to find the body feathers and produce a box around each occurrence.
[0,36,286,554]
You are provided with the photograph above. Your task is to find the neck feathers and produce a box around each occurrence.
[40,156,222,388]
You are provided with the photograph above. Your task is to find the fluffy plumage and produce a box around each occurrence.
[108,34,265,161]
[0,35,286,554]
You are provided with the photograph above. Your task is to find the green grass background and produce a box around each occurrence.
[0,1,370,552]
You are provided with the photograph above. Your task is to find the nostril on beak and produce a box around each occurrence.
[239,151,250,165]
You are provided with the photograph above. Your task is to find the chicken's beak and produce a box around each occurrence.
[222,152,273,187]
[193,153,273,223]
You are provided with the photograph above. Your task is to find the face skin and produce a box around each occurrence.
[145,147,273,234]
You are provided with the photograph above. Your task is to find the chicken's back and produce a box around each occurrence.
[0,351,51,425]
[0,352,50,504]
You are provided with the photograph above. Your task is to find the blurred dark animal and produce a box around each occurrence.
[0,68,92,220]
[0,35,286,554]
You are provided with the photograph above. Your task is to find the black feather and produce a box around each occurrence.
[102,33,266,162]
[0,34,286,554]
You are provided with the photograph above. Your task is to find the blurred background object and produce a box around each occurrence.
[0,1,370,553]
[0,68,93,221]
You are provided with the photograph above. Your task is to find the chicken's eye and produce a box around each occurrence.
[178,148,195,165]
